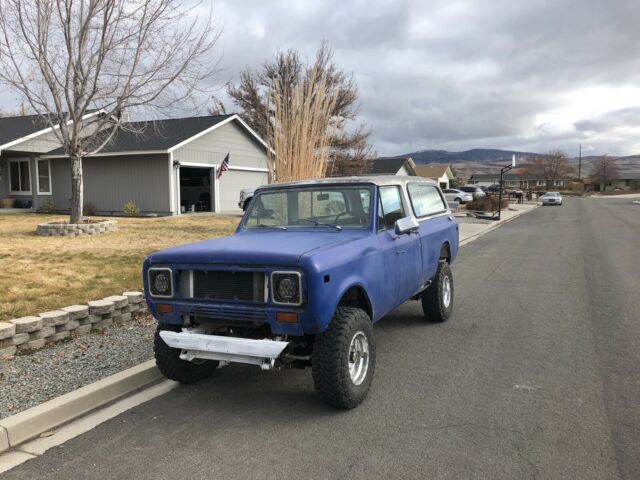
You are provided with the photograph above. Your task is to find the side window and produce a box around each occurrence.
[378,186,406,231]
[408,184,446,217]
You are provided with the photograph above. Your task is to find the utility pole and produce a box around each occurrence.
[578,144,582,183]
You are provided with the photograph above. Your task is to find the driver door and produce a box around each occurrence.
[376,186,422,313]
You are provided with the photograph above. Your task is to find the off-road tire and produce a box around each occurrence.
[312,307,375,409]
[422,261,454,322]
[154,325,218,384]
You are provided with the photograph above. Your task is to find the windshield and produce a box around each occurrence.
[244,186,373,229]
[545,192,561,197]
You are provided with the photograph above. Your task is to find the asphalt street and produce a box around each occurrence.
[5,197,639,480]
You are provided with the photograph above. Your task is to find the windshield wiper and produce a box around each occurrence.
[298,219,342,230]
[251,224,288,230]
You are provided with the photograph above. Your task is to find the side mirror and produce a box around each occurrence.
[394,216,419,235]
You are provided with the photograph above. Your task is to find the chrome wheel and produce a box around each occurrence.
[348,331,370,386]
[442,275,452,308]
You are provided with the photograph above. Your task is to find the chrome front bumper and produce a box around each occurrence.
[159,330,289,370]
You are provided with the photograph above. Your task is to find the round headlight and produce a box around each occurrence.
[277,276,297,301]
[151,270,172,296]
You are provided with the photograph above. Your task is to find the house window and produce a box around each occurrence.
[554,180,563,187]
[9,159,31,194]
[537,180,545,186]
[36,159,52,195]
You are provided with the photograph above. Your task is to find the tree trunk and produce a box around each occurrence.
[70,154,84,223]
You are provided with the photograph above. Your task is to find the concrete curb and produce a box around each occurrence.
[459,205,538,246]
[0,360,162,452]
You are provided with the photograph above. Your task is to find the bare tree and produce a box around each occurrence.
[0,0,219,223]
[521,150,575,189]
[590,155,620,191]
[215,41,374,177]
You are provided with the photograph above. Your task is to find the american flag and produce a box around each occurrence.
[216,153,230,179]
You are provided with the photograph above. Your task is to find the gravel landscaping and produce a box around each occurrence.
[0,313,157,419]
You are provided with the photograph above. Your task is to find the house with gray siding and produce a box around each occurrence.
[0,111,102,210]
[0,113,270,215]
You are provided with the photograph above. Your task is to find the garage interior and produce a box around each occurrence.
[180,167,213,213]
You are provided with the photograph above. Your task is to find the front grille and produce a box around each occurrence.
[181,304,268,324]
[192,270,265,302]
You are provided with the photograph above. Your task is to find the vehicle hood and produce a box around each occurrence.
[147,228,370,266]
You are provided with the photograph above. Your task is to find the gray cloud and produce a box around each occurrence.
[3,0,639,156]
[211,0,640,156]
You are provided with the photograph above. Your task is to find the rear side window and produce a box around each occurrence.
[407,184,446,217]
[378,186,406,231]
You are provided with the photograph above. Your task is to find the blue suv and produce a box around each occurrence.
[144,176,459,409]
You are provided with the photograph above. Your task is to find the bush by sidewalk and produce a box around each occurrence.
[466,197,509,212]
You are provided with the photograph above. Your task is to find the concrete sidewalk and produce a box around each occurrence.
[457,203,538,245]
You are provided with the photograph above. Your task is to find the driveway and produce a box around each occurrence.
[4,198,639,479]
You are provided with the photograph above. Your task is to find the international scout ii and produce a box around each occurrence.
[144,176,459,409]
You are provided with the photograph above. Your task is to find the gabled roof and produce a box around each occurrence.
[43,113,269,157]
[0,110,103,152]
[414,164,453,179]
[369,157,416,175]
[470,172,574,181]
[613,172,640,180]
[470,173,521,181]
[0,114,50,147]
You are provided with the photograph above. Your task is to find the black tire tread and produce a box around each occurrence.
[312,307,375,409]
[421,261,453,323]
[154,325,218,384]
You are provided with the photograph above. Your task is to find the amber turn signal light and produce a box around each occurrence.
[156,304,173,314]
[276,312,298,323]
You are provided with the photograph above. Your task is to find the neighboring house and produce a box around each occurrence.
[369,157,417,176]
[414,164,455,189]
[587,173,640,192]
[1,113,270,215]
[469,173,569,190]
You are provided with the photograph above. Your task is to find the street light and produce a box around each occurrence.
[497,155,516,221]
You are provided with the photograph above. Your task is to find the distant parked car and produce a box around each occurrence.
[442,189,474,204]
[485,184,502,194]
[541,191,563,206]
[239,188,256,211]
[459,185,486,199]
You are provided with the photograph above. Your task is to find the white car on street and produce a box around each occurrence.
[442,188,474,204]
[541,191,563,206]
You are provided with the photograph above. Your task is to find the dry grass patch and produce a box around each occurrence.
[0,214,239,321]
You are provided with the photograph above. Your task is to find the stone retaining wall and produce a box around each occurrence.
[36,219,118,237]
[0,291,147,359]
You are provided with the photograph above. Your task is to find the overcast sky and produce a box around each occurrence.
[3,0,639,157]
[207,0,640,157]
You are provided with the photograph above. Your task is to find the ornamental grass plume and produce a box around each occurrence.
[268,65,340,182]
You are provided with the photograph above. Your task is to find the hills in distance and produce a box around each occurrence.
[397,148,640,176]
